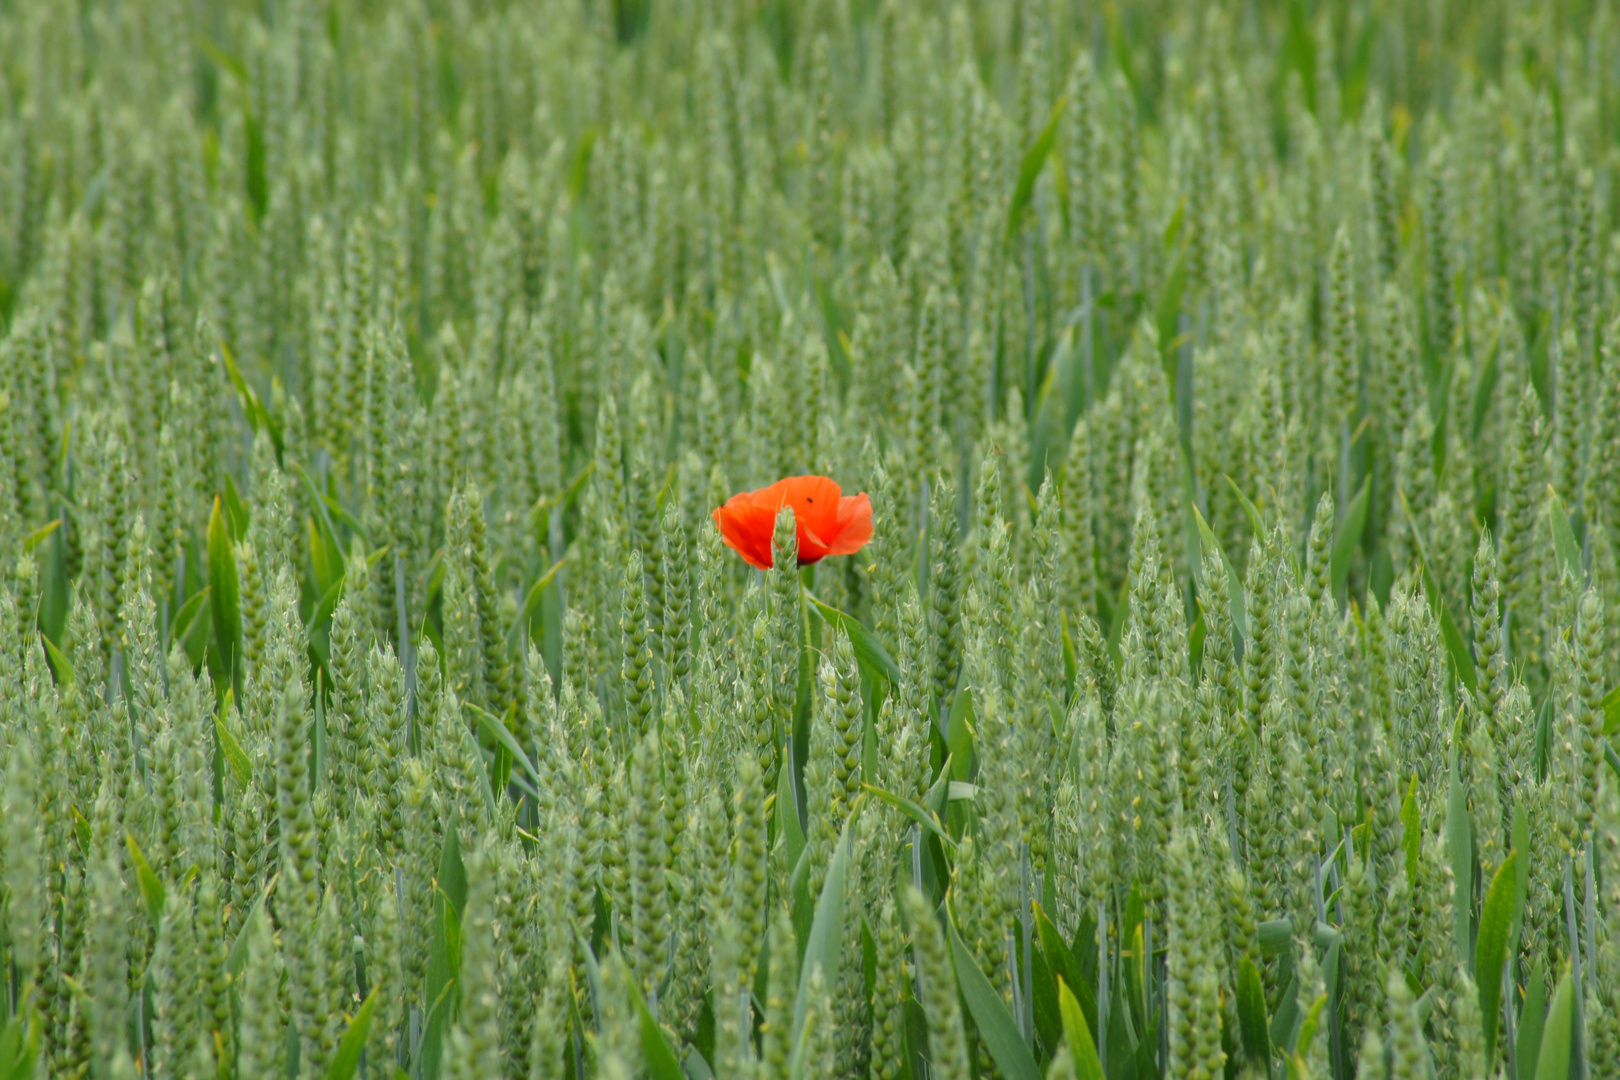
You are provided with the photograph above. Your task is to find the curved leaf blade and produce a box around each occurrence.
[1193,504,1248,647]
[1035,904,1089,1035]
[861,783,954,847]
[509,556,568,648]
[793,799,862,1047]
[328,983,381,1080]
[1533,967,1574,1080]
[804,593,902,687]
[1005,97,1066,245]
[1446,753,1472,962]
[169,586,212,643]
[469,700,539,787]
[41,633,75,687]
[948,909,1043,1080]
[216,691,253,787]
[1548,489,1581,583]
[779,751,806,872]
[626,964,685,1080]
[1397,487,1476,691]
[1476,850,1520,1068]
[1223,475,1267,542]
[1236,957,1271,1063]
[208,495,243,688]
[1401,777,1422,884]
[0,1011,41,1080]
[226,885,273,979]
[1294,992,1329,1061]
[124,833,166,926]
[23,518,61,554]
[1056,978,1105,1080]
[1330,477,1370,595]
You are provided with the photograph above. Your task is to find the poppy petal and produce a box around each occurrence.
[712,476,870,568]
[795,520,833,564]
[825,493,874,556]
[753,475,842,536]
[714,499,778,570]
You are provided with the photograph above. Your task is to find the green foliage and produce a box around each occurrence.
[949,909,1044,1080]
[1,3,1619,1080]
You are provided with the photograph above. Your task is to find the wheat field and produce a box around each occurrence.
[0,2,1618,1080]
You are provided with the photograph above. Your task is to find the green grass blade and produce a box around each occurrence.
[124,832,166,926]
[626,963,685,1080]
[41,633,74,686]
[170,586,212,646]
[222,471,251,539]
[1056,978,1105,1080]
[793,798,862,1048]
[1446,752,1472,963]
[328,983,381,1080]
[0,1010,41,1080]
[1533,967,1573,1080]
[1192,504,1248,646]
[1236,957,1271,1063]
[208,494,243,692]
[216,690,252,786]
[417,977,456,1080]
[948,907,1043,1080]
[1035,903,1092,1038]
[1397,487,1477,691]
[22,518,60,553]
[946,691,976,781]
[1294,992,1328,1061]
[1548,489,1581,582]
[1516,969,1547,1080]
[508,556,567,650]
[226,889,269,979]
[1330,476,1370,596]
[1476,849,1520,1067]
[1223,474,1267,542]
[1005,97,1066,246]
[860,783,954,847]
[305,573,347,642]
[1401,777,1422,884]
[469,700,539,788]
[218,340,277,449]
[804,592,901,687]
[780,748,805,869]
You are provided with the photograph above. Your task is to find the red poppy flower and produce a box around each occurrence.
[712,475,874,570]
